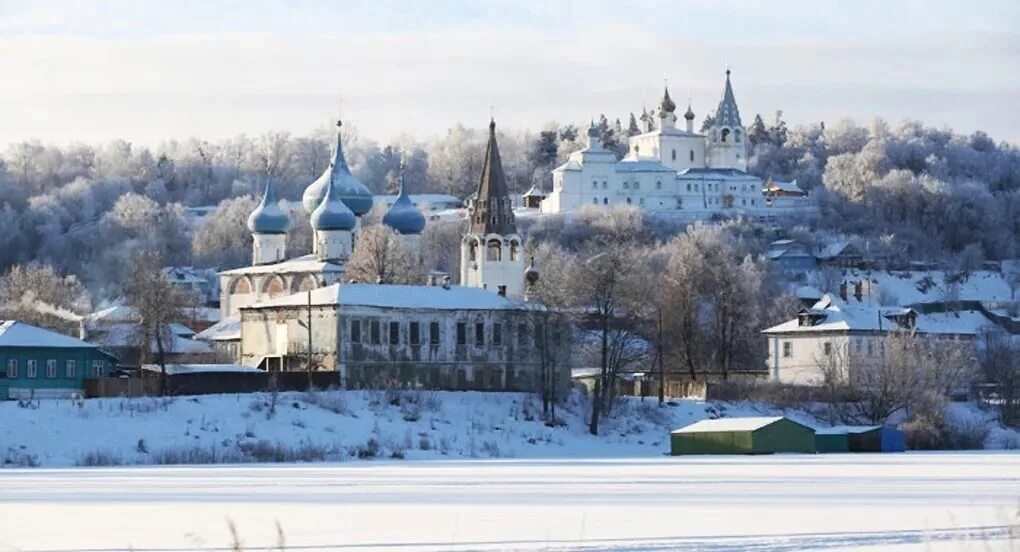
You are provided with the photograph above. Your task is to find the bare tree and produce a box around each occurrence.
[345,225,423,285]
[125,251,190,395]
[978,327,1020,426]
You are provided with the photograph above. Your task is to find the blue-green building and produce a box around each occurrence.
[0,320,117,400]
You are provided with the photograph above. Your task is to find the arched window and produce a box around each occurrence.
[262,275,285,299]
[603,197,608,205]
[634,145,640,155]
[469,240,478,261]
[592,198,598,205]
[689,150,694,162]
[626,197,631,204]
[671,149,677,161]
[230,277,252,295]
[623,181,629,189]
[656,180,662,189]
[633,181,640,190]
[721,128,731,143]
[734,129,742,143]
[294,275,317,293]
[486,239,502,261]
[509,240,519,261]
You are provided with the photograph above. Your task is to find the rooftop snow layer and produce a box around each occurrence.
[220,254,344,276]
[763,294,994,335]
[671,416,786,434]
[140,364,259,375]
[246,283,529,311]
[0,320,98,349]
[195,316,240,341]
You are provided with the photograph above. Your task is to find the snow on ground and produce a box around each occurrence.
[1,454,1017,551]
[1,390,1016,468]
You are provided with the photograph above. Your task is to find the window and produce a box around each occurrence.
[27,359,37,379]
[409,322,420,345]
[603,197,608,205]
[592,181,598,189]
[671,149,676,161]
[592,198,598,205]
[493,323,502,346]
[867,340,874,356]
[656,180,662,189]
[65,359,76,378]
[721,128,730,142]
[389,321,400,345]
[350,320,362,343]
[517,323,528,346]
[510,241,519,261]
[623,181,629,190]
[689,150,694,162]
[694,183,699,192]
[486,239,502,261]
[46,359,56,378]
[823,342,832,356]
[475,322,485,346]
[370,320,381,344]
[686,183,691,192]
[92,360,104,377]
[430,322,440,345]
[602,181,607,189]
[633,181,639,190]
[456,322,467,345]
[626,197,631,204]
[6,359,17,378]
[468,240,478,262]
[497,285,507,296]
[782,342,792,358]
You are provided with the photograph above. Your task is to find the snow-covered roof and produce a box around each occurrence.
[246,283,528,311]
[678,168,756,179]
[765,179,806,195]
[373,194,462,208]
[671,416,788,434]
[89,305,139,323]
[140,364,260,376]
[0,320,99,349]
[169,323,196,337]
[220,254,344,276]
[195,316,240,342]
[162,266,210,284]
[763,294,995,336]
[93,324,214,354]
[615,160,674,173]
[552,160,583,172]
[631,127,703,139]
[838,269,1016,305]
[522,185,546,197]
[815,425,883,435]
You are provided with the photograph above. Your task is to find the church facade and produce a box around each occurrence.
[200,117,563,392]
[541,71,804,218]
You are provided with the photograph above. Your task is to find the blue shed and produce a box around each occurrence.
[829,425,905,452]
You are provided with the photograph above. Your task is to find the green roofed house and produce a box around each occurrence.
[671,416,816,455]
[0,321,117,400]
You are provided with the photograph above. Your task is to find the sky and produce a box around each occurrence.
[0,0,1017,148]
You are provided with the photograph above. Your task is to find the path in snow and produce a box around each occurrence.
[1,452,1017,551]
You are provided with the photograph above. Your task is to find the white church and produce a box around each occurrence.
[199,119,565,391]
[540,71,807,218]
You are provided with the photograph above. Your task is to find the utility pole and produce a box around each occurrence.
[307,289,313,390]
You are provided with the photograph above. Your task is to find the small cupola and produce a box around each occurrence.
[247,179,291,235]
[381,161,426,235]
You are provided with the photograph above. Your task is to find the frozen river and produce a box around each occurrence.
[1,452,1017,551]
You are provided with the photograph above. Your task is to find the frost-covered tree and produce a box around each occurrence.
[345,225,423,285]
[192,196,258,269]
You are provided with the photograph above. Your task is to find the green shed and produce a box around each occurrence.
[814,429,850,453]
[0,320,117,400]
[670,416,816,455]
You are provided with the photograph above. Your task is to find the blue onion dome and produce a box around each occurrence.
[303,120,374,216]
[247,179,291,234]
[310,166,357,231]
[382,162,426,235]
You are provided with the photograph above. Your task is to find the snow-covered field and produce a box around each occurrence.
[2,390,1017,468]
[1,453,1017,551]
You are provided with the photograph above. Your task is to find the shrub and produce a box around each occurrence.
[355,438,380,459]
[77,449,124,467]
[300,389,348,415]
[3,447,40,468]
[904,406,990,450]
[152,445,233,465]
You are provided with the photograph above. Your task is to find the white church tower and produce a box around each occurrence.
[246,179,291,265]
[706,69,748,171]
[461,119,525,298]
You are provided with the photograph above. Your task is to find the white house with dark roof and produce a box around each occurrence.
[541,71,805,218]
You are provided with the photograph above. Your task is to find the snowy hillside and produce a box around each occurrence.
[2,390,1016,468]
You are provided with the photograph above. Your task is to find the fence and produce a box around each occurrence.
[85,371,343,398]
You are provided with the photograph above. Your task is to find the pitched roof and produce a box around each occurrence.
[195,316,240,342]
[468,119,517,235]
[219,254,344,276]
[671,416,787,434]
[0,320,98,349]
[762,294,995,335]
[246,283,528,311]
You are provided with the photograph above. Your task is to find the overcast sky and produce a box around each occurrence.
[1,0,1017,148]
